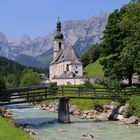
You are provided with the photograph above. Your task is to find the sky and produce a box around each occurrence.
[0,0,129,39]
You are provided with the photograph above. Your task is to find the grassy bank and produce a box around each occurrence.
[127,96,140,119]
[0,116,32,140]
[69,99,111,110]
[84,58,104,78]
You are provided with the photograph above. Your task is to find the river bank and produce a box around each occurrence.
[0,106,35,139]
[1,102,140,140]
[0,106,32,140]
[35,101,139,125]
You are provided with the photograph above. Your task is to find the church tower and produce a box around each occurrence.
[53,18,64,59]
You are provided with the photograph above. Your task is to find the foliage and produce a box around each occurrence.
[101,3,140,85]
[98,79,122,90]
[130,0,140,3]
[0,56,44,87]
[20,69,41,86]
[3,74,18,88]
[127,96,140,118]
[0,116,32,140]
[0,77,6,89]
[81,44,102,67]
[0,56,25,76]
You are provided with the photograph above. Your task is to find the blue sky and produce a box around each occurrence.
[0,0,129,39]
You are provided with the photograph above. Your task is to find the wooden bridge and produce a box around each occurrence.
[0,85,140,123]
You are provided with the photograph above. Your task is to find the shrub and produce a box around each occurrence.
[20,69,41,86]
[127,96,140,118]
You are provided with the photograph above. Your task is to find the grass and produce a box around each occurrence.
[127,96,140,119]
[0,116,32,140]
[69,99,111,110]
[84,58,104,78]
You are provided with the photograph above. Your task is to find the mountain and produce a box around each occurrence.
[15,54,42,68]
[0,12,108,68]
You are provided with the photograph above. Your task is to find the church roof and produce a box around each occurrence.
[51,46,82,65]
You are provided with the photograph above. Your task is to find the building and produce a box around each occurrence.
[49,19,84,85]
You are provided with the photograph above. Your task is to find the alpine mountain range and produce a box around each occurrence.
[0,12,108,68]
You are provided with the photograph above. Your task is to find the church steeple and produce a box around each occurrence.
[55,17,64,39]
[53,18,64,59]
[56,17,61,32]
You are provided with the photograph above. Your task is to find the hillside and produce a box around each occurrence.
[0,56,26,76]
[15,54,43,68]
[84,58,104,78]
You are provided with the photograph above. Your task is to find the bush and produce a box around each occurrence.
[20,69,41,86]
[127,96,140,118]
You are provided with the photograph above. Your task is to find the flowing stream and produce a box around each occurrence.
[5,103,140,140]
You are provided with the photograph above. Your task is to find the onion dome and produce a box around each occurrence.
[55,18,64,39]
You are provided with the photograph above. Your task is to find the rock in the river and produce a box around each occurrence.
[73,110,80,115]
[69,105,77,114]
[112,114,125,121]
[4,110,13,118]
[81,134,94,139]
[86,113,95,119]
[81,114,87,119]
[123,116,138,124]
[26,130,36,136]
[80,110,90,115]
[96,112,109,121]
[118,106,125,114]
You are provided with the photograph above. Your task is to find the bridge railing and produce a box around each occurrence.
[0,85,140,105]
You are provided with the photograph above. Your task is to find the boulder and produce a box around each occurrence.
[69,105,77,114]
[112,114,124,121]
[81,134,94,139]
[124,116,138,124]
[86,113,95,119]
[80,110,90,115]
[96,112,109,121]
[118,106,125,114]
[80,114,87,119]
[73,110,80,115]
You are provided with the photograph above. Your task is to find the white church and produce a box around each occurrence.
[49,19,85,85]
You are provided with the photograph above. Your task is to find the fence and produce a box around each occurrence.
[0,85,140,105]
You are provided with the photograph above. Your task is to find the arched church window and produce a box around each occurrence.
[59,42,61,50]
[67,64,69,71]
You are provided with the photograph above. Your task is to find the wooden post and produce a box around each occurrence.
[45,88,47,99]
[78,87,80,97]
[27,89,29,102]
[58,97,70,123]
[62,86,64,96]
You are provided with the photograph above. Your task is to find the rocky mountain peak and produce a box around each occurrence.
[0,32,8,44]
[0,12,109,67]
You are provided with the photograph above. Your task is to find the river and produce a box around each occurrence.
[5,103,140,140]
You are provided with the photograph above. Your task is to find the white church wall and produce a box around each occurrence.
[51,78,85,85]
[69,64,83,76]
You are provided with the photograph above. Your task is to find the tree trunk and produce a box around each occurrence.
[128,74,132,85]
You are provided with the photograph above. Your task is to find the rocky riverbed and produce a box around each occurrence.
[34,102,139,125]
[0,102,140,140]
